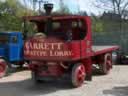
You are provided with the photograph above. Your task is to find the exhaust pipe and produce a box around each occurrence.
[43,3,54,35]
[44,3,53,16]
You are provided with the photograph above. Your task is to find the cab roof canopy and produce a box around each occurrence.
[23,15,89,22]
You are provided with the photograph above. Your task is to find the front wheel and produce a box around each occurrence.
[71,63,86,87]
[0,59,8,78]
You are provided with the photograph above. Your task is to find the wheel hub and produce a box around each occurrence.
[77,66,85,82]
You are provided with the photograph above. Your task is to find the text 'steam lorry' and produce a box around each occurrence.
[23,4,119,87]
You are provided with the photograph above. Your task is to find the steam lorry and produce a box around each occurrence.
[23,3,119,87]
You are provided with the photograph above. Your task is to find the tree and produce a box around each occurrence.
[91,13,104,32]
[95,0,128,50]
[0,0,35,31]
[94,0,128,33]
[95,0,128,18]
[58,0,71,14]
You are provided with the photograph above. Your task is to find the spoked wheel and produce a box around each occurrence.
[0,59,8,78]
[101,53,112,75]
[71,63,86,87]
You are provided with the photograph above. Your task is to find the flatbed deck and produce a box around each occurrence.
[92,46,119,56]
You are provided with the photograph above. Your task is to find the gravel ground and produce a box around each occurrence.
[0,65,128,96]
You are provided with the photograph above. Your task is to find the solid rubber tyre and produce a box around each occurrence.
[0,59,8,78]
[71,63,86,87]
[100,53,112,75]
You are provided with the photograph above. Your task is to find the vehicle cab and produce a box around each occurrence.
[0,32,23,62]
[23,3,92,61]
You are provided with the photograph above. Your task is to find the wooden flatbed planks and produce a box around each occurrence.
[92,46,119,56]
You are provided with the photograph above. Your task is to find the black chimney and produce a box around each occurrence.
[44,3,53,16]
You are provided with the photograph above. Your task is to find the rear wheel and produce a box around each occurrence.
[71,63,86,87]
[0,59,8,78]
[100,53,112,75]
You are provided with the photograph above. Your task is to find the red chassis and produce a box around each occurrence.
[24,15,119,87]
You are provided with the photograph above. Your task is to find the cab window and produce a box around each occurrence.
[0,34,9,44]
[71,20,87,40]
[52,22,60,29]
[11,36,18,43]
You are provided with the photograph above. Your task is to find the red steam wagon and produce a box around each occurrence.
[23,3,119,87]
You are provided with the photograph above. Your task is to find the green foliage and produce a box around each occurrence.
[0,13,22,31]
[91,13,128,33]
[91,15,104,33]
[0,0,35,32]
[95,22,104,32]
